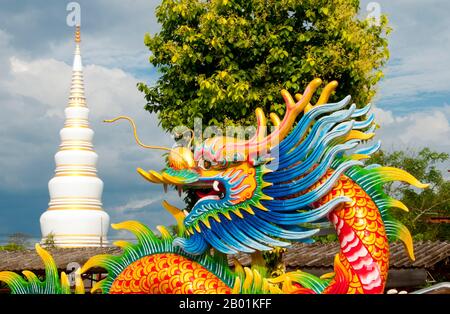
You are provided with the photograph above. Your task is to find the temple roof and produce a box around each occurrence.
[1,241,449,273]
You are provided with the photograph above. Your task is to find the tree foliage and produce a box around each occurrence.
[139,0,390,131]
[0,233,31,251]
[368,148,450,241]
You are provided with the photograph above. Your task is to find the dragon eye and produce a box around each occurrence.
[203,160,212,170]
[198,158,214,170]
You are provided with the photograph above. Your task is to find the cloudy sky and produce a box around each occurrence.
[0,0,449,241]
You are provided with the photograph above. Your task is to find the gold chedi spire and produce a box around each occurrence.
[69,25,85,108]
[75,25,81,43]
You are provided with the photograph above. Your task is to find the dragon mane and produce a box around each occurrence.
[174,91,382,255]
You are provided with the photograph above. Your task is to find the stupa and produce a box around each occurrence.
[40,26,110,247]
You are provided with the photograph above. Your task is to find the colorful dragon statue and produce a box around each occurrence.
[0,79,428,294]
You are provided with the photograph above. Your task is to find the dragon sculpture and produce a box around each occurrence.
[0,79,428,294]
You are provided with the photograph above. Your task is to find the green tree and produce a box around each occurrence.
[368,148,450,241]
[139,0,390,131]
[0,233,31,251]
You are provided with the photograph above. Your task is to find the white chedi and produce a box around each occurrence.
[40,26,110,247]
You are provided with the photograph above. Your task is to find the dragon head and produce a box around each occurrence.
[107,78,377,255]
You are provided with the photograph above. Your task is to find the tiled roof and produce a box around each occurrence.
[0,241,449,273]
[233,241,450,269]
[0,246,122,272]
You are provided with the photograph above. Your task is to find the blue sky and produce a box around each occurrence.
[0,0,449,242]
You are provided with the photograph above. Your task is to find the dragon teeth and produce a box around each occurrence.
[213,180,220,191]
[177,186,183,197]
[163,183,168,193]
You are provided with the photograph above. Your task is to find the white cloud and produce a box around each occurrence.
[0,51,174,187]
[373,105,450,152]
[372,106,395,125]
[6,57,71,117]
[110,197,161,214]
[360,0,450,102]
[4,56,147,118]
